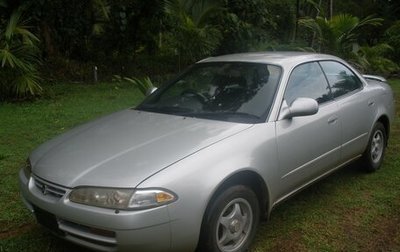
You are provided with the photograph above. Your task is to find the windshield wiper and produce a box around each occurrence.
[183,111,261,123]
[138,106,194,115]
[214,111,260,120]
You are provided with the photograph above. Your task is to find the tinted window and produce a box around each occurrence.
[285,62,332,105]
[319,61,362,98]
[138,62,282,123]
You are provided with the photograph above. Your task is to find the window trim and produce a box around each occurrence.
[283,61,334,106]
[318,60,364,100]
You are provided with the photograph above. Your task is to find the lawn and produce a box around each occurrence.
[0,80,399,251]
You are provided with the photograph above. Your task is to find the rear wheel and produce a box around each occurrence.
[362,122,386,172]
[198,185,260,252]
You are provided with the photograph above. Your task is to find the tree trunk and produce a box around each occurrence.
[293,0,300,42]
[310,0,322,49]
[39,21,57,58]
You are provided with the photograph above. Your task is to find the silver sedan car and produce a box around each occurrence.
[19,52,395,252]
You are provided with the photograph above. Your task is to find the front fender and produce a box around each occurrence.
[137,123,279,252]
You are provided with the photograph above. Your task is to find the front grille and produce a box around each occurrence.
[33,176,66,198]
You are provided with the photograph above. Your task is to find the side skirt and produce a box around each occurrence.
[269,154,362,214]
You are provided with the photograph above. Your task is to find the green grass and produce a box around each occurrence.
[0,80,399,251]
[0,82,143,251]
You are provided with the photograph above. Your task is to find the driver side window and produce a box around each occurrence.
[285,62,332,105]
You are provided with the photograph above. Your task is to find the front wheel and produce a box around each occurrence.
[361,122,386,172]
[198,185,260,252]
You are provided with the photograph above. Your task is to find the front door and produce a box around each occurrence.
[275,62,341,200]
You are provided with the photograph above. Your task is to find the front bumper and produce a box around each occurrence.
[19,169,172,252]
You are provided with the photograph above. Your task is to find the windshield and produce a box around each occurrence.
[137,62,282,123]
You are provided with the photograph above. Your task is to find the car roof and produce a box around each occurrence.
[198,51,340,66]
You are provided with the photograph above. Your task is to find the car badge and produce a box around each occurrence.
[42,184,48,195]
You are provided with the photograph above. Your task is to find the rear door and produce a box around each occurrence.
[319,61,375,162]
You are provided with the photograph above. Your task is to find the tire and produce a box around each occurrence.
[361,122,386,172]
[198,185,260,252]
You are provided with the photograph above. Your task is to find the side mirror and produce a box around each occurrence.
[280,97,318,120]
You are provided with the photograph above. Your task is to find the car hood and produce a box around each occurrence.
[30,109,252,188]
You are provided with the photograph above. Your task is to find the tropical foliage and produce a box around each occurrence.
[385,21,400,63]
[164,0,223,63]
[299,14,382,57]
[0,0,399,100]
[357,44,399,75]
[299,14,398,74]
[0,2,42,99]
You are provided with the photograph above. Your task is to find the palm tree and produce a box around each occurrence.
[164,0,223,64]
[299,14,382,58]
[299,14,398,75]
[0,3,42,99]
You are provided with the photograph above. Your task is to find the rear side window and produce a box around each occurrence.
[285,62,332,105]
[319,61,362,98]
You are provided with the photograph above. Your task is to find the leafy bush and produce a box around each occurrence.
[357,44,399,76]
[385,21,400,63]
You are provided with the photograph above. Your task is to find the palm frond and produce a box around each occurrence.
[13,72,42,97]
[357,15,383,28]
[191,0,224,27]
[5,10,22,41]
[299,13,384,59]
[16,26,40,43]
[123,77,155,96]
[164,0,222,62]
[164,0,184,20]
[1,7,42,98]
[357,43,399,75]
[0,47,20,68]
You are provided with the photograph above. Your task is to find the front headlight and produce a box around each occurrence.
[69,187,177,210]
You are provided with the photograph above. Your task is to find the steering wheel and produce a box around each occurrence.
[180,89,209,104]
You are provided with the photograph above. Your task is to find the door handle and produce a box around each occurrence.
[368,100,375,107]
[328,116,338,124]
